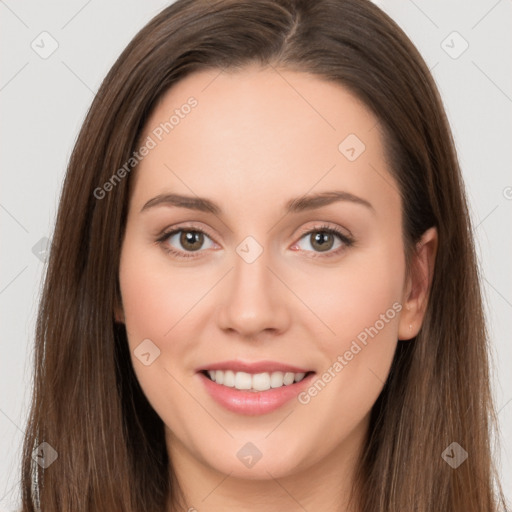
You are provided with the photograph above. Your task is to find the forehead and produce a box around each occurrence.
[130,65,399,216]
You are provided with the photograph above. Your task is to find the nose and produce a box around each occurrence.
[216,245,291,339]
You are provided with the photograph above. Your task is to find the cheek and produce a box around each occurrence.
[292,242,403,397]
[118,243,205,425]
[292,242,404,429]
[118,238,224,407]
[119,241,203,343]
[290,241,405,349]
[117,241,199,404]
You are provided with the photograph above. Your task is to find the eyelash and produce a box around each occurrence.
[156,224,354,260]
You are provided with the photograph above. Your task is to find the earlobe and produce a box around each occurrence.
[398,226,438,340]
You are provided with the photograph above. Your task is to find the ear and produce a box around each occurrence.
[398,227,438,340]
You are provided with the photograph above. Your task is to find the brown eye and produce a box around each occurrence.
[180,230,204,251]
[160,227,217,256]
[309,231,335,252]
[293,226,353,257]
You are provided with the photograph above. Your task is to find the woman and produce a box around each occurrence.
[20,0,508,510]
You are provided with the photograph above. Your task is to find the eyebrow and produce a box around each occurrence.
[140,190,375,215]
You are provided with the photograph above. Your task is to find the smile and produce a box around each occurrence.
[203,369,310,392]
[196,360,316,415]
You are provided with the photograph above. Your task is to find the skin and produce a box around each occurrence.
[116,63,437,511]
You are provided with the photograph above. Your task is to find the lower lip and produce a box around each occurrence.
[198,372,315,415]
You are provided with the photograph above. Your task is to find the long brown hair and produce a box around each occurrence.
[21,0,507,510]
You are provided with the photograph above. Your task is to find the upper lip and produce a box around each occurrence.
[197,360,313,374]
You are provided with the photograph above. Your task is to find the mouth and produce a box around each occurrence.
[196,360,316,415]
[200,369,315,392]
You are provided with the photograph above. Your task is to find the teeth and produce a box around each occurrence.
[252,372,270,391]
[234,371,252,390]
[224,370,235,387]
[206,370,308,391]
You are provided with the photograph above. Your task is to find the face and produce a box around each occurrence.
[117,64,424,482]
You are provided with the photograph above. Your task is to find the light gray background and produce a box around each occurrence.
[1,0,511,509]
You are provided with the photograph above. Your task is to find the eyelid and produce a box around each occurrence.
[156,221,219,244]
[295,222,353,242]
